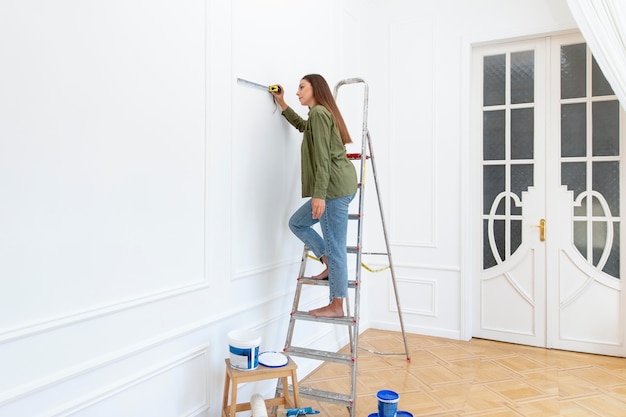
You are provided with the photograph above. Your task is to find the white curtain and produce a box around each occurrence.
[567,0,626,107]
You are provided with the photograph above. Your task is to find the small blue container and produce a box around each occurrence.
[376,389,399,417]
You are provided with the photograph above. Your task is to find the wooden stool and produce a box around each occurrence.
[222,357,300,417]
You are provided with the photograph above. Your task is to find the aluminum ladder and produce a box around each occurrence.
[277,78,410,417]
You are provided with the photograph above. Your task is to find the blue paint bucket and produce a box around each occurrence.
[228,329,262,370]
[377,389,399,417]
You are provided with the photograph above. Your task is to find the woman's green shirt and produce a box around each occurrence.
[282,105,357,200]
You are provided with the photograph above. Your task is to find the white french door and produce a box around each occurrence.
[472,33,626,357]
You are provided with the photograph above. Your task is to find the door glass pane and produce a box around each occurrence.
[484,110,505,160]
[511,108,534,159]
[573,220,587,256]
[484,54,505,106]
[605,223,620,277]
[593,100,620,156]
[574,198,587,216]
[592,221,607,265]
[587,220,620,277]
[561,103,586,157]
[592,56,615,96]
[511,219,522,253]
[511,164,533,198]
[483,220,497,269]
[483,165,505,215]
[561,43,586,99]
[510,195,522,216]
[561,161,586,198]
[592,161,619,216]
[511,50,534,104]
[493,219,505,265]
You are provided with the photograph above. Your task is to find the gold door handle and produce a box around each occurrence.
[534,219,545,242]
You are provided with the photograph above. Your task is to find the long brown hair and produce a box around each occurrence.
[303,74,353,145]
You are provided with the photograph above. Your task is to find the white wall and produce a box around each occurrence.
[0,0,576,416]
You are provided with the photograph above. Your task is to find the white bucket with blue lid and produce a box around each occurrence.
[228,329,262,370]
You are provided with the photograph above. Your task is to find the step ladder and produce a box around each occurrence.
[277,78,410,417]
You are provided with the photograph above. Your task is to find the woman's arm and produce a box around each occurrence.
[310,108,332,199]
[272,84,307,132]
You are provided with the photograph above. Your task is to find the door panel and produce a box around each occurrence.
[547,34,624,356]
[473,39,547,348]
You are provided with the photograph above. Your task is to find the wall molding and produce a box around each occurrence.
[0,281,209,345]
[387,15,438,249]
[389,278,437,317]
[391,240,438,249]
[233,257,299,281]
[0,288,298,407]
[0,311,213,407]
[43,346,210,417]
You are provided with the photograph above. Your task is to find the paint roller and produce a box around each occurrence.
[250,393,268,417]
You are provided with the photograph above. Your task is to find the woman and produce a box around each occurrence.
[272,74,358,318]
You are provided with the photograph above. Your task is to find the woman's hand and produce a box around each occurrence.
[311,198,325,219]
[271,84,288,111]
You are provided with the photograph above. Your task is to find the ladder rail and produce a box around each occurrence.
[335,78,369,415]
[284,246,310,352]
[334,78,369,417]
[335,78,410,361]
[365,129,411,359]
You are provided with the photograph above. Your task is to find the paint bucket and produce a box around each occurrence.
[228,329,261,370]
[376,389,399,417]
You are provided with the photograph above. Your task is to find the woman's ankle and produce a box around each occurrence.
[331,298,344,309]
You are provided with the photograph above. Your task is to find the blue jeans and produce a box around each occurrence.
[289,194,355,300]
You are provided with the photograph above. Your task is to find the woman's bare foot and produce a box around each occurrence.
[309,298,344,317]
[311,269,328,280]
[311,255,328,280]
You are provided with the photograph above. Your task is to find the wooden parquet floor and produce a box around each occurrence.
[297,329,626,417]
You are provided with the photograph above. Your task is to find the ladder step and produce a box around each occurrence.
[346,153,369,161]
[299,277,358,288]
[284,346,354,365]
[278,385,353,407]
[290,311,356,326]
[348,213,361,220]
[347,246,360,254]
